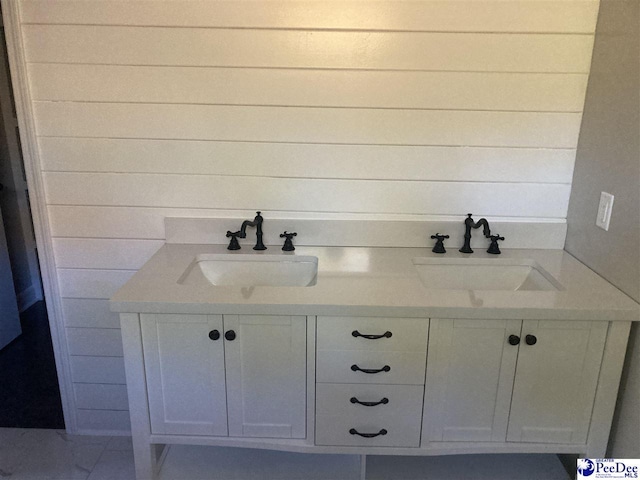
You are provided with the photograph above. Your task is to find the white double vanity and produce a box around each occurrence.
[110,219,639,480]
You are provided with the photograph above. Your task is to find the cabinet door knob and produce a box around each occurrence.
[350,397,389,407]
[352,330,392,339]
[208,330,220,341]
[349,428,387,438]
[525,334,537,346]
[350,364,391,374]
[508,335,520,346]
[225,330,236,341]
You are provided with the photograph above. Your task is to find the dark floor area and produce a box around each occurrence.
[0,301,65,428]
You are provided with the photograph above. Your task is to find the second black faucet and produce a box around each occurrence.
[459,213,491,254]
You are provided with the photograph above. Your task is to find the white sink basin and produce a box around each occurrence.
[178,254,318,287]
[412,257,563,291]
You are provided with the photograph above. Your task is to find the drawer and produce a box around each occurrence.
[316,414,421,447]
[317,317,428,353]
[317,350,426,385]
[316,383,424,418]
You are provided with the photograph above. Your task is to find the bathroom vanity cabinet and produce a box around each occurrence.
[111,243,638,480]
[119,312,629,480]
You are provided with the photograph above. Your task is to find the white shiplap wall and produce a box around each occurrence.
[18,0,598,433]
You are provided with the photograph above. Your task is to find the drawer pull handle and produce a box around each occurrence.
[349,428,387,438]
[350,397,389,407]
[351,364,391,374]
[352,330,392,340]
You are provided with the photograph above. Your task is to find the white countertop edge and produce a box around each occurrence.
[109,302,639,322]
[109,244,640,322]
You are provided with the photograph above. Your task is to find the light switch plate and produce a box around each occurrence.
[596,191,614,231]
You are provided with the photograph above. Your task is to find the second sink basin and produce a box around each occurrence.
[179,254,318,287]
[412,257,563,291]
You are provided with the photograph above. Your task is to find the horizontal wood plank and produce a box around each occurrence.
[74,383,129,411]
[70,355,126,384]
[62,298,121,329]
[29,64,588,112]
[23,25,594,72]
[58,268,135,299]
[67,327,124,356]
[76,409,131,433]
[49,205,169,239]
[34,103,582,148]
[44,173,572,218]
[39,138,576,184]
[20,1,599,33]
[53,238,163,269]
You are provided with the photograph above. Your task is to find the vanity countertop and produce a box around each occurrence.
[110,244,639,321]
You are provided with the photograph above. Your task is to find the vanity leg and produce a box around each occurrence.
[586,321,631,457]
[121,314,159,479]
[360,454,367,480]
[131,439,158,480]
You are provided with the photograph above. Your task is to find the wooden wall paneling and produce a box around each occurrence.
[49,205,170,239]
[20,1,600,33]
[57,268,136,299]
[62,298,121,329]
[39,138,576,184]
[76,409,131,433]
[23,26,594,72]
[69,355,126,384]
[34,103,582,148]
[29,65,588,112]
[74,383,129,411]
[44,173,572,218]
[66,327,124,356]
[53,238,163,269]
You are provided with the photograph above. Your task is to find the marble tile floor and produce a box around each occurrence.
[0,428,572,480]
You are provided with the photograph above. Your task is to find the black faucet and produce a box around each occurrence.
[459,213,491,254]
[225,211,267,250]
[240,211,267,250]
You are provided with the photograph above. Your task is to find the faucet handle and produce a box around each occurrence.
[430,233,449,254]
[487,234,505,255]
[280,231,297,251]
[226,230,243,250]
[430,233,449,241]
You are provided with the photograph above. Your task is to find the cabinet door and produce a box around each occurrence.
[224,315,306,439]
[424,318,520,442]
[141,314,228,436]
[507,320,607,444]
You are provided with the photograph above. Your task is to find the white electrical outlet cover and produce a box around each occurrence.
[596,191,614,231]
